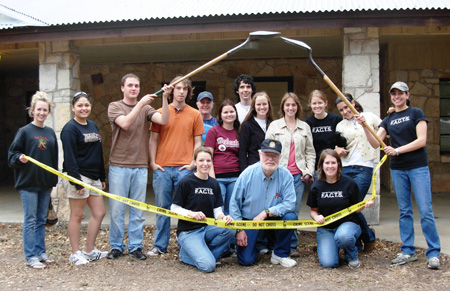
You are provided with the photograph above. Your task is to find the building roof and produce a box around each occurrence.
[1,0,449,29]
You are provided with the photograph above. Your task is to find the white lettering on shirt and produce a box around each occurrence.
[84,133,101,143]
[390,116,410,126]
[195,188,214,195]
[312,126,332,133]
[321,191,344,198]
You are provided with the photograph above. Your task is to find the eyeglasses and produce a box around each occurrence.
[260,152,280,160]
[72,92,89,104]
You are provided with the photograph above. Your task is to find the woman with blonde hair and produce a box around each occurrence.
[304,90,342,172]
[8,91,58,269]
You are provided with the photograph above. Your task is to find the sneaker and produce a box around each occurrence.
[271,253,297,268]
[391,253,418,265]
[259,248,270,255]
[129,248,147,260]
[147,248,162,257]
[427,257,441,269]
[83,248,108,262]
[348,260,361,269]
[290,250,300,258]
[70,250,89,265]
[107,249,122,260]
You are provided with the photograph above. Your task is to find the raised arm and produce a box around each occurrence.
[150,86,171,125]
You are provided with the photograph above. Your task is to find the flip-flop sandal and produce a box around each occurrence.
[39,253,55,264]
[27,260,46,270]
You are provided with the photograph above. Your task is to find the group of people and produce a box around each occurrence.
[8,72,441,272]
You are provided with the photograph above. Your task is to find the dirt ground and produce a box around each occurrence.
[0,223,449,291]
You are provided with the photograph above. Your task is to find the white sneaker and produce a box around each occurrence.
[83,248,108,262]
[147,248,162,256]
[271,253,297,268]
[70,250,89,265]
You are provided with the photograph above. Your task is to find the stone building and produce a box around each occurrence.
[1,1,449,222]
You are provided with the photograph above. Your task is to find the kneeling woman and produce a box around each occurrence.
[307,149,373,268]
[171,147,234,273]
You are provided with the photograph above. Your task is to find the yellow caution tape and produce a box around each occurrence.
[24,154,386,230]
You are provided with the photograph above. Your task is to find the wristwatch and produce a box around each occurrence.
[394,148,400,156]
[265,208,270,218]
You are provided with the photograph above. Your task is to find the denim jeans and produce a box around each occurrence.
[216,177,238,215]
[316,222,361,268]
[153,167,191,252]
[178,225,234,273]
[290,174,306,251]
[20,188,51,261]
[108,166,147,253]
[237,212,297,266]
[342,166,376,245]
[390,166,441,258]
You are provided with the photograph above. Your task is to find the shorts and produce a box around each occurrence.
[63,174,102,199]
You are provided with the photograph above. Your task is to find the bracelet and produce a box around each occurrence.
[394,148,400,156]
[265,208,270,218]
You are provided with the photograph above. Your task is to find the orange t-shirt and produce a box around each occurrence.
[151,104,204,167]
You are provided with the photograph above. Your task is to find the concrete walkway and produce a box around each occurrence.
[1,183,449,255]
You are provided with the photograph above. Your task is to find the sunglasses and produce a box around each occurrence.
[72,92,89,104]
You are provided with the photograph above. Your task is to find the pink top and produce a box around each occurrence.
[287,134,302,175]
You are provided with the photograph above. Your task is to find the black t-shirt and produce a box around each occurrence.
[379,107,428,170]
[305,113,342,169]
[307,175,361,229]
[173,173,223,233]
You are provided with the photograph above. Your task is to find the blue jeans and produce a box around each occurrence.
[178,225,234,273]
[342,166,376,245]
[109,166,147,253]
[316,222,361,268]
[20,188,51,261]
[390,166,440,258]
[290,174,306,251]
[237,212,297,266]
[153,167,191,252]
[216,177,238,215]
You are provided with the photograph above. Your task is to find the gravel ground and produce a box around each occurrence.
[0,223,449,290]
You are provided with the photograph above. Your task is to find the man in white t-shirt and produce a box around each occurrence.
[233,74,255,123]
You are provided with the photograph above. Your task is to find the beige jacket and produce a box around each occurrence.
[336,112,382,163]
[266,118,316,177]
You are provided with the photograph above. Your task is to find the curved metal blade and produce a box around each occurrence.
[249,31,281,40]
[281,37,311,51]
[228,31,280,55]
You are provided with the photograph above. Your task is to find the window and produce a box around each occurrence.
[440,78,450,154]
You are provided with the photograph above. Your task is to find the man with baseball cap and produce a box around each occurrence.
[229,139,298,268]
[197,91,218,127]
[197,91,218,143]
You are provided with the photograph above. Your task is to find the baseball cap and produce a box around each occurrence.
[260,139,282,155]
[390,81,409,93]
[197,91,213,102]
